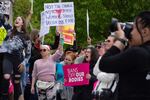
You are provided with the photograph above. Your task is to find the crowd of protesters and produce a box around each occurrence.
[0,9,150,100]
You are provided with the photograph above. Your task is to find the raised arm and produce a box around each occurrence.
[52,44,63,61]
[50,31,60,50]
[26,10,33,30]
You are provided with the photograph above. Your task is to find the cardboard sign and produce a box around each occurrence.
[63,33,74,45]
[44,2,75,26]
[0,1,11,15]
[63,63,89,86]
[39,11,49,37]
[57,25,75,45]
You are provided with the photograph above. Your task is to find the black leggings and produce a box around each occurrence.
[0,53,3,88]
[2,53,23,100]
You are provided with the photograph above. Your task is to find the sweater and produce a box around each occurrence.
[93,56,117,92]
[32,50,63,82]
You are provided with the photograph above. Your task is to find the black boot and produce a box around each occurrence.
[14,83,22,100]
[1,79,9,100]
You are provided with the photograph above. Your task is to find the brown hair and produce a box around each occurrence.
[65,51,77,61]
[10,16,28,38]
[30,29,40,42]
[84,47,99,65]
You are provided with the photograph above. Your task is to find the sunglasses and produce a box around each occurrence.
[105,40,111,42]
[40,49,47,52]
[96,45,101,49]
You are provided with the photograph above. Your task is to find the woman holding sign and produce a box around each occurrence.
[72,47,99,100]
[56,51,77,100]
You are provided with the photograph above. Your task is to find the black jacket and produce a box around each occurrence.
[99,41,150,100]
[73,61,97,100]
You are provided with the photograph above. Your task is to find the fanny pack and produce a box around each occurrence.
[36,80,55,90]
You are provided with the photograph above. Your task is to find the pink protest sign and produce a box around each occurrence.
[63,63,89,86]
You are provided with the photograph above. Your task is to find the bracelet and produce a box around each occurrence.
[116,38,128,46]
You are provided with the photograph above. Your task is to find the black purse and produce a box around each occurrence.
[99,79,115,100]
[99,88,113,100]
[92,79,116,100]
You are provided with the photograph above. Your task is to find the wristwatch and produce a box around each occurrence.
[117,38,128,46]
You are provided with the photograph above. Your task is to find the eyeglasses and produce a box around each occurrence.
[40,49,47,52]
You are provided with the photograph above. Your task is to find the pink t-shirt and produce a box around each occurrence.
[32,50,63,82]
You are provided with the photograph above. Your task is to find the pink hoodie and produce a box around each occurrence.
[32,50,63,82]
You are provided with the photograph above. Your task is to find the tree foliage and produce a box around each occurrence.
[13,0,150,46]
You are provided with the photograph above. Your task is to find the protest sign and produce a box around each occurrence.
[0,1,11,15]
[61,25,74,33]
[39,11,49,37]
[63,33,74,45]
[56,25,75,45]
[44,2,75,26]
[63,63,89,86]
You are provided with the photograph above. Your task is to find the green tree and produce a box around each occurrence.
[13,0,150,46]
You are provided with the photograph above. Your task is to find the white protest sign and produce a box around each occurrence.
[0,1,11,15]
[39,11,49,37]
[44,2,75,26]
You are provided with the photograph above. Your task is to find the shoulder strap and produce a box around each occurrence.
[95,81,101,90]
[109,78,116,90]
[109,74,119,90]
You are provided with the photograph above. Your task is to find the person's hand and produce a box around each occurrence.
[56,31,60,36]
[73,32,76,41]
[87,36,92,45]
[31,86,35,94]
[115,23,126,39]
[18,64,24,73]
[56,26,63,34]
[86,73,91,80]
[59,34,64,46]
[29,10,33,15]
[58,44,63,52]
[113,23,128,50]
